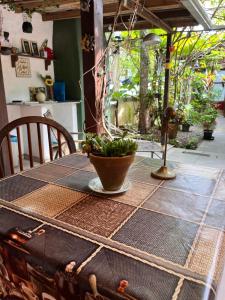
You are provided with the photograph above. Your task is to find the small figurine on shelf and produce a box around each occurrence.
[39,74,54,100]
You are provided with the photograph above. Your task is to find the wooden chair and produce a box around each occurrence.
[0,116,76,178]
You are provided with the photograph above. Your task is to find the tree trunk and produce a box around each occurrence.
[138,31,150,134]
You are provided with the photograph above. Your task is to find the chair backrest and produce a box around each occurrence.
[0,116,76,178]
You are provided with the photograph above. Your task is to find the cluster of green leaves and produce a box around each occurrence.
[199,106,218,129]
[82,133,138,157]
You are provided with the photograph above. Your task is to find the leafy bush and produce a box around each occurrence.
[82,133,138,157]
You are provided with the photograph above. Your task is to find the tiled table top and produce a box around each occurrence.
[0,153,224,300]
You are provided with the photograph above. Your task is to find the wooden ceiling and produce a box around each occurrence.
[5,0,199,31]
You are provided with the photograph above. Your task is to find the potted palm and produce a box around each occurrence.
[82,134,138,191]
[200,107,217,140]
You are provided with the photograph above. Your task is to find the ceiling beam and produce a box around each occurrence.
[122,0,172,32]
[42,9,79,21]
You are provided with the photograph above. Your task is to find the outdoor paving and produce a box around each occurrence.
[138,114,225,168]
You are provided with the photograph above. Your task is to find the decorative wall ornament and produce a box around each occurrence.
[81,33,94,52]
[80,0,91,12]
[15,57,31,78]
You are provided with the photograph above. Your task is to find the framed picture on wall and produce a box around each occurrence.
[15,57,31,78]
[21,39,31,54]
[30,41,39,56]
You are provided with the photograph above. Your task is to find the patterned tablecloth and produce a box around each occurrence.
[0,153,224,300]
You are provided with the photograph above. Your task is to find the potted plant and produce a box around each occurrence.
[181,105,198,132]
[82,134,138,191]
[200,107,217,140]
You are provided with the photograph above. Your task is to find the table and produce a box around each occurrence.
[0,153,224,300]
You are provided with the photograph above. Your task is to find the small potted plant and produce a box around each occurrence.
[181,105,198,132]
[82,133,138,191]
[200,107,217,140]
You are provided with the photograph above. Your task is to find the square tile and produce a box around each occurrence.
[187,226,225,283]
[143,188,210,223]
[22,164,75,182]
[112,209,199,265]
[80,248,179,300]
[128,166,162,185]
[205,199,225,229]
[177,164,220,180]
[26,225,98,273]
[0,175,47,201]
[109,181,156,206]
[56,170,96,192]
[57,195,134,237]
[214,171,225,200]
[163,174,216,196]
[14,184,87,218]
[0,208,41,235]
[177,280,214,300]
[52,153,90,169]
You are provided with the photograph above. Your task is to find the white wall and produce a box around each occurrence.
[1,7,54,103]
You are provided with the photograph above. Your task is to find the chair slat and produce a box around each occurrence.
[37,123,44,164]
[57,130,62,158]
[6,134,14,175]
[26,123,34,168]
[16,127,23,171]
[47,125,53,161]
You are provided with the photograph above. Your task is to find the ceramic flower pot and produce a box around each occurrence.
[89,154,135,191]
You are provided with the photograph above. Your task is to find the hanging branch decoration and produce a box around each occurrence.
[81,33,95,52]
[80,0,91,12]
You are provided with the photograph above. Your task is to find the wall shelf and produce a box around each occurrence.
[10,53,53,71]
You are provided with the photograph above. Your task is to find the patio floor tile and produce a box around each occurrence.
[56,170,96,192]
[80,247,179,300]
[0,207,41,234]
[22,163,75,182]
[163,173,216,196]
[52,153,90,169]
[0,175,47,201]
[112,209,199,265]
[187,226,225,283]
[109,181,156,206]
[204,199,225,230]
[143,187,210,223]
[13,184,87,218]
[57,195,134,237]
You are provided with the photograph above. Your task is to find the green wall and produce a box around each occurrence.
[53,19,84,132]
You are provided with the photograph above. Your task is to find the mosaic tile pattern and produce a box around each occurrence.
[143,187,210,223]
[188,226,225,283]
[14,184,87,218]
[56,170,97,192]
[0,154,224,300]
[109,181,156,206]
[52,153,90,169]
[80,247,179,300]
[0,175,47,201]
[0,207,41,234]
[177,280,215,300]
[113,208,199,265]
[26,225,98,273]
[163,173,216,196]
[57,195,134,237]
[23,164,75,182]
[204,199,225,229]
